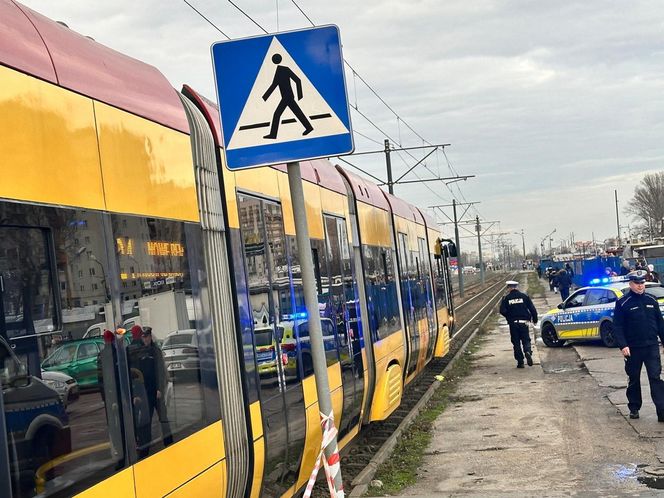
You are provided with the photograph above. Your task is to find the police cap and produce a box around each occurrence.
[627,270,647,284]
[506,280,519,287]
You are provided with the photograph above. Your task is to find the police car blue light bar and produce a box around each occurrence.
[283,312,308,320]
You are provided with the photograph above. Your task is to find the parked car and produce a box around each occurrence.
[41,338,105,389]
[161,329,200,379]
[41,370,79,407]
[540,278,664,348]
[1,337,71,483]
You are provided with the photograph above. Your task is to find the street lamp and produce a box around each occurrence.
[75,246,109,301]
[540,229,556,258]
[513,230,526,266]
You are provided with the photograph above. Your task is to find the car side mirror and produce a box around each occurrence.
[557,303,564,309]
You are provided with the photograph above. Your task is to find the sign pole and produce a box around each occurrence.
[287,161,344,494]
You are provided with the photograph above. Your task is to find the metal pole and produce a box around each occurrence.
[476,215,485,284]
[615,189,621,246]
[287,161,343,492]
[521,229,526,265]
[453,199,464,297]
[385,139,394,195]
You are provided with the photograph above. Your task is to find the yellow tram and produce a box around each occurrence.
[0,2,456,497]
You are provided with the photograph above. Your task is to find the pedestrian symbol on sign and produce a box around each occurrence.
[226,37,349,152]
[262,54,314,139]
[212,25,354,170]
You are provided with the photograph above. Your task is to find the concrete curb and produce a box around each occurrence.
[348,287,505,497]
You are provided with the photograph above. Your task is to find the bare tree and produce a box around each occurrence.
[626,172,664,236]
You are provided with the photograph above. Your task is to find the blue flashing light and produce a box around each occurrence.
[589,277,612,286]
[590,278,600,285]
[283,311,308,320]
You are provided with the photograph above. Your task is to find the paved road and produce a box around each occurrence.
[401,274,664,497]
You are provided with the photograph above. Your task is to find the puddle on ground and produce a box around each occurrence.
[612,464,638,481]
[608,463,664,490]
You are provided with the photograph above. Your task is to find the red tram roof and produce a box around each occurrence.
[0,0,57,83]
[182,85,223,146]
[336,166,390,211]
[2,1,189,134]
[383,191,424,225]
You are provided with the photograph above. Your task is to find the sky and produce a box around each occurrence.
[18,0,664,256]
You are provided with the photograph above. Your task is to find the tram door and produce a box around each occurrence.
[323,216,364,439]
[237,195,306,497]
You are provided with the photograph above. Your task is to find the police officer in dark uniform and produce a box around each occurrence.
[499,280,538,368]
[612,271,664,421]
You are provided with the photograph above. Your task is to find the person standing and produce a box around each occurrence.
[612,271,664,421]
[647,264,660,283]
[556,268,573,301]
[129,326,173,458]
[500,280,538,368]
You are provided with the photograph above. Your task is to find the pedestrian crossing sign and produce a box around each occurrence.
[211,25,354,170]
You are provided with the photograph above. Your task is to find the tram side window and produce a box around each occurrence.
[287,236,338,378]
[410,250,428,321]
[417,237,435,328]
[431,251,448,311]
[112,215,216,459]
[363,245,401,341]
[1,204,127,498]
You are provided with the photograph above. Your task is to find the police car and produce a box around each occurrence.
[539,275,664,348]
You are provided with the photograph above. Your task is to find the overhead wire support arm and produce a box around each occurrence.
[350,143,451,156]
[335,157,386,184]
[386,175,474,186]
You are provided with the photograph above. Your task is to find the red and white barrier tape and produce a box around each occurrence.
[303,411,345,498]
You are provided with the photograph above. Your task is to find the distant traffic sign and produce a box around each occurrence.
[211,26,354,170]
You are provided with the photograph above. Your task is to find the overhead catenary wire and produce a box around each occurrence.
[182,0,230,39]
[227,0,269,33]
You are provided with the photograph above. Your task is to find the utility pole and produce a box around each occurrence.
[615,189,621,246]
[476,215,485,284]
[385,139,394,195]
[521,229,526,264]
[453,199,463,296]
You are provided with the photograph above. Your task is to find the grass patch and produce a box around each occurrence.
[526,271,545,298]
[365,319,496,496]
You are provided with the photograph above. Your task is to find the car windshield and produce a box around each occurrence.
[255,329,273,347]
[162,334,194,348]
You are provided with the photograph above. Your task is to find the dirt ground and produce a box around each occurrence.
[401,283,664,497]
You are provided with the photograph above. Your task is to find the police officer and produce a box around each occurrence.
[613,271,664,421]
[499,280,538,368]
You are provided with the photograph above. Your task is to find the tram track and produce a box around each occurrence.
[309,272,518,497]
